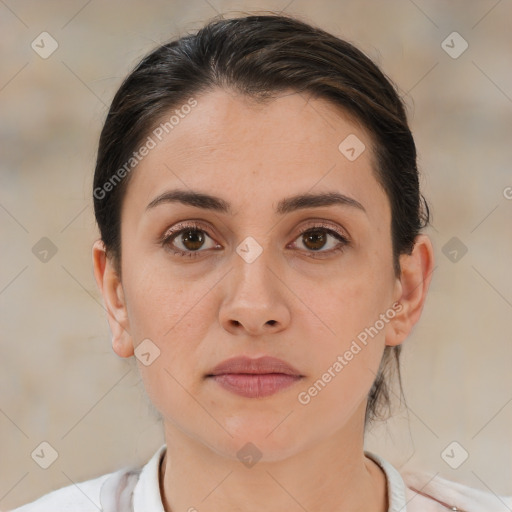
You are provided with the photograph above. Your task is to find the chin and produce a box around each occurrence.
[208,415,309,462]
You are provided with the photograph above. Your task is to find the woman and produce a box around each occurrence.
[11,13,510,512]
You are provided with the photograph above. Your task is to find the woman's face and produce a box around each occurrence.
[96,88,420,461]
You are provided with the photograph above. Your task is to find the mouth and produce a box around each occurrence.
[205,355,304,398]
[207,373,303,398]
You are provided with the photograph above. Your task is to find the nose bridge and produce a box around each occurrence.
[219,233,290,334]
[232,234,277,302]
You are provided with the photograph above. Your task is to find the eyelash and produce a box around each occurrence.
[160,221,350,259]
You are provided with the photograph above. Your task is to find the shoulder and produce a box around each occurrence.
[401,468,512,512]
[8,466,140,512]
[8,472,111,511]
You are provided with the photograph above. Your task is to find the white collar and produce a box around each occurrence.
[132,443,167,512]
[365,450,408,511]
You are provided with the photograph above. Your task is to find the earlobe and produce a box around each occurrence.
[385,234,435,347]
[92,239,134,358]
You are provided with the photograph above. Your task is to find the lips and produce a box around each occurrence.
[206,355,304,398]
[206,355,303,377]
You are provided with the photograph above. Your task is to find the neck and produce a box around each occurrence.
[158,413,388,512]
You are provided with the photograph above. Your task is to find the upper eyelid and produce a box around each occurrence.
[162,220,215,241]
[163,219,348,236]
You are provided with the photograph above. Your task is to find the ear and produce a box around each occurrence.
[92,239,134,358]
[385,234,435,347]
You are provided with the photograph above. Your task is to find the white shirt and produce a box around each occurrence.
[9,444,511,511]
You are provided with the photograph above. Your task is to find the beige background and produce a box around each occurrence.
[1,0,511,509]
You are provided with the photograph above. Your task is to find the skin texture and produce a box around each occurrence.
[92,88,434,512]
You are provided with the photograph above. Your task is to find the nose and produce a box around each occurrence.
[219,248,291,336]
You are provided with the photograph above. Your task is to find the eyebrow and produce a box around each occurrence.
[146,189,366,215]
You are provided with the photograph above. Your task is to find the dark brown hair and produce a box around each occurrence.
[93,13,430,428]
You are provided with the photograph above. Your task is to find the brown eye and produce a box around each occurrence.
[291,225,350,257]
[177,229,207,251]
[161,223,219,257]
[302,229,328,251]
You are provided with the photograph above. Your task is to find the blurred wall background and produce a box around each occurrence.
[1,0,511,509]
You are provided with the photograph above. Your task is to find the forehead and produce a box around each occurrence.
[121,88,389,224]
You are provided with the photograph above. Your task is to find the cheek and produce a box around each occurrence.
[295,310,386,431]
[123,263,216,382]
[295,265,391,403]
[311,265,392,343]
[126,275,211,423]
[123,260,205,341]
